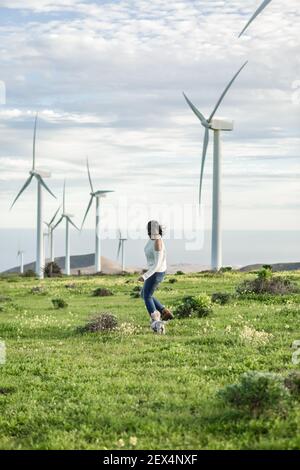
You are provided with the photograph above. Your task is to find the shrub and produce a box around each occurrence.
[132,286,142,292]
[239,326,273,346]
[130,286,142,298]
[132,293,141,299]
[44,262,62,278]
[31,286,46,294]
[92,287,114,297]
[200,271,222,277]
[175,270,184,275]
[65,283,77,289]
[52,298,68,309]
[174,294,212,319]
[168,278,177,284]
[220,266,233,273]
[23,269,36,278]
[262,264,273,271]
[7,277,19,283]
[0,387,16,396]
[257,267,273,281]
[211,292,231,305]
[79,313,118,333]
[236,270,299,296]
[284,371,300,397]
[218,371,289,415]
[131,292,141,299]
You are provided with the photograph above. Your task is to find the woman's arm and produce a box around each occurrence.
[142,239,163,281]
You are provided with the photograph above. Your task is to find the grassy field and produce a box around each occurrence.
[0,271,300,450]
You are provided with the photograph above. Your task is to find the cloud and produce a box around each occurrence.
[0,0,299,229]
[0,0,82,13]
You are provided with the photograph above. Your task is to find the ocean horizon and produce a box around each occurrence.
[0,229,299,273]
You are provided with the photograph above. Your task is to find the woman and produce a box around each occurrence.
[139,220,174,332]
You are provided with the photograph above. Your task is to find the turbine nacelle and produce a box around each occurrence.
[30,169,51,178]
[93,190,114,198]
[210,118,234,132]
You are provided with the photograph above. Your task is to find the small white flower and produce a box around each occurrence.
[129,436,137,446]
[117,438,125,448]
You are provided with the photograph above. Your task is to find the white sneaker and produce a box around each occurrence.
[150,310,161,322]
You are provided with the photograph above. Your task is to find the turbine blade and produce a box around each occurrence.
[239,0,272,37]
[32,113,38,171]
[117,240,122,259]
[199,128,210,205]
[208,61,248,122]
[81,195,94,229]
[35,174,56,199]
[49,205,61,226]
[10,174,34,210]
[67,217,80,231]
[52,216,63,231]
[86,158,94,193]
[183,92,208,126]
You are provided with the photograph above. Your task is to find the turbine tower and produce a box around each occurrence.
[17,249,24,274]
[43,231,48,267]
[183,61,247,271]
[117,230,127,272]
[11,114,56,279]
[44,206,60,262]
[53,181,79,275]
[81,158,114,273]
[239,0,272,37]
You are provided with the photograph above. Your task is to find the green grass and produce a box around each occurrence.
[0,271,300,450]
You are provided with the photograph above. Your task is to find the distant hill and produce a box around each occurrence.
[239,262,300,272]
[2,254,136,275]
[3,253,300,275]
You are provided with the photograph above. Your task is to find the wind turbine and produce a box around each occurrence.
[183,61,248,271]
[52,181,79,275]
[239,0,272,37]
[44,206,60,263]
[10,113,56,279]
[81,158,114,273]
[17,249,24,274]
[117,230,127,272]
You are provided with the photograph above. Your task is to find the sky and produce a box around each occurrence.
[0,0,300,235]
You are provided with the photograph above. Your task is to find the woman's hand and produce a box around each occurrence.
[138,276,144,282]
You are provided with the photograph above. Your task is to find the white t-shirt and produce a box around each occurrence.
[143,236,167,281]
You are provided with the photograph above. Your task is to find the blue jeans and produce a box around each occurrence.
[141,272,166,316]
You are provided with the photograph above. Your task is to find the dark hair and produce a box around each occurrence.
[147,220,163,238]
